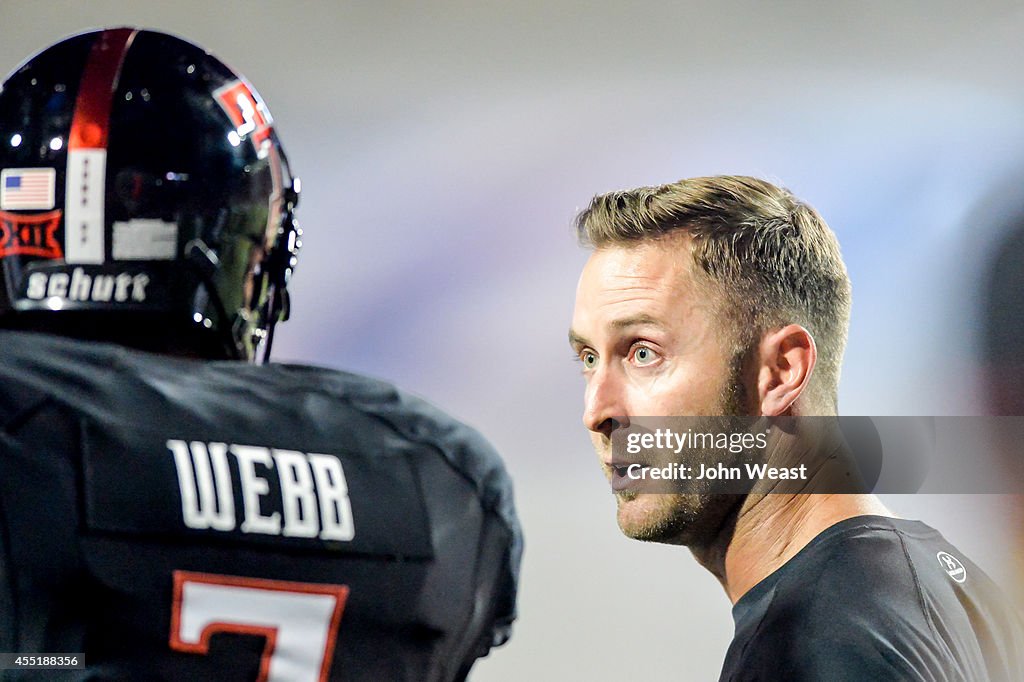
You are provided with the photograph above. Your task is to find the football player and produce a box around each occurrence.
[0,28,520,681]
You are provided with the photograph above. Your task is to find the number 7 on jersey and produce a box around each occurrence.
[170,571,350,682]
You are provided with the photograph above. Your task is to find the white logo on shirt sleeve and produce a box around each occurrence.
[937,551,967,583]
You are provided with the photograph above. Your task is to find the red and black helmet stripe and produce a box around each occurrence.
[68,28,136,152]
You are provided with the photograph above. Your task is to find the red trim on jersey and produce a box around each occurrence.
[68,28,136,151]
[169,570,350,682]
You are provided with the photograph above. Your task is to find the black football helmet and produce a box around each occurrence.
[0,28,300,360]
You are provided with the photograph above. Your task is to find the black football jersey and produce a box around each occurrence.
[0,331,521,681]
[719,516,1024,681]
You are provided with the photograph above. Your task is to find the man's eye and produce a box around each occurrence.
[632,345,658,366]
[581,351,598,369]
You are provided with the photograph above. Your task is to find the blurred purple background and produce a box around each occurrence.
[3,3,1023,678]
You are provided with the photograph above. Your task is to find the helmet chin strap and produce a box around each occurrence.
[185,216,297,364]
[259,287,289,364]
[257,187,301,364]
[186,239,248,360]
[179,175,300,364]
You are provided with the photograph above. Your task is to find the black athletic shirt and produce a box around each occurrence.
[0,331,521,681]
[719,515,1024,681]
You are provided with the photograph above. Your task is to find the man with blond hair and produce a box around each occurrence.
[569,175,1023,680]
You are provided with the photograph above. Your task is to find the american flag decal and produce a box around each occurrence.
[1,168,57,210]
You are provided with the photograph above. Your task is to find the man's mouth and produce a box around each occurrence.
[608,461,648,491]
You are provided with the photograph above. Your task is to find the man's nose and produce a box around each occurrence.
[583,366,629,439]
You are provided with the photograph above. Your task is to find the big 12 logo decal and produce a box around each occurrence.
[214,80,275,156]
[0,209,64,260]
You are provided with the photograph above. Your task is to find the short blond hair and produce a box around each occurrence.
[576,175,851,410]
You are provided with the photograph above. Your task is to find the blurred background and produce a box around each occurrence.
[2,2,1023,679]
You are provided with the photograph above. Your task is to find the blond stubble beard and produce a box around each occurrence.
[612,350,751,547]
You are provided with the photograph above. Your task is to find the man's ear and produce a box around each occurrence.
[755,324,816,416]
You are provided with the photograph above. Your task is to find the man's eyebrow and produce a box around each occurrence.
[569,314,664,350]
[610,313,664,330]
